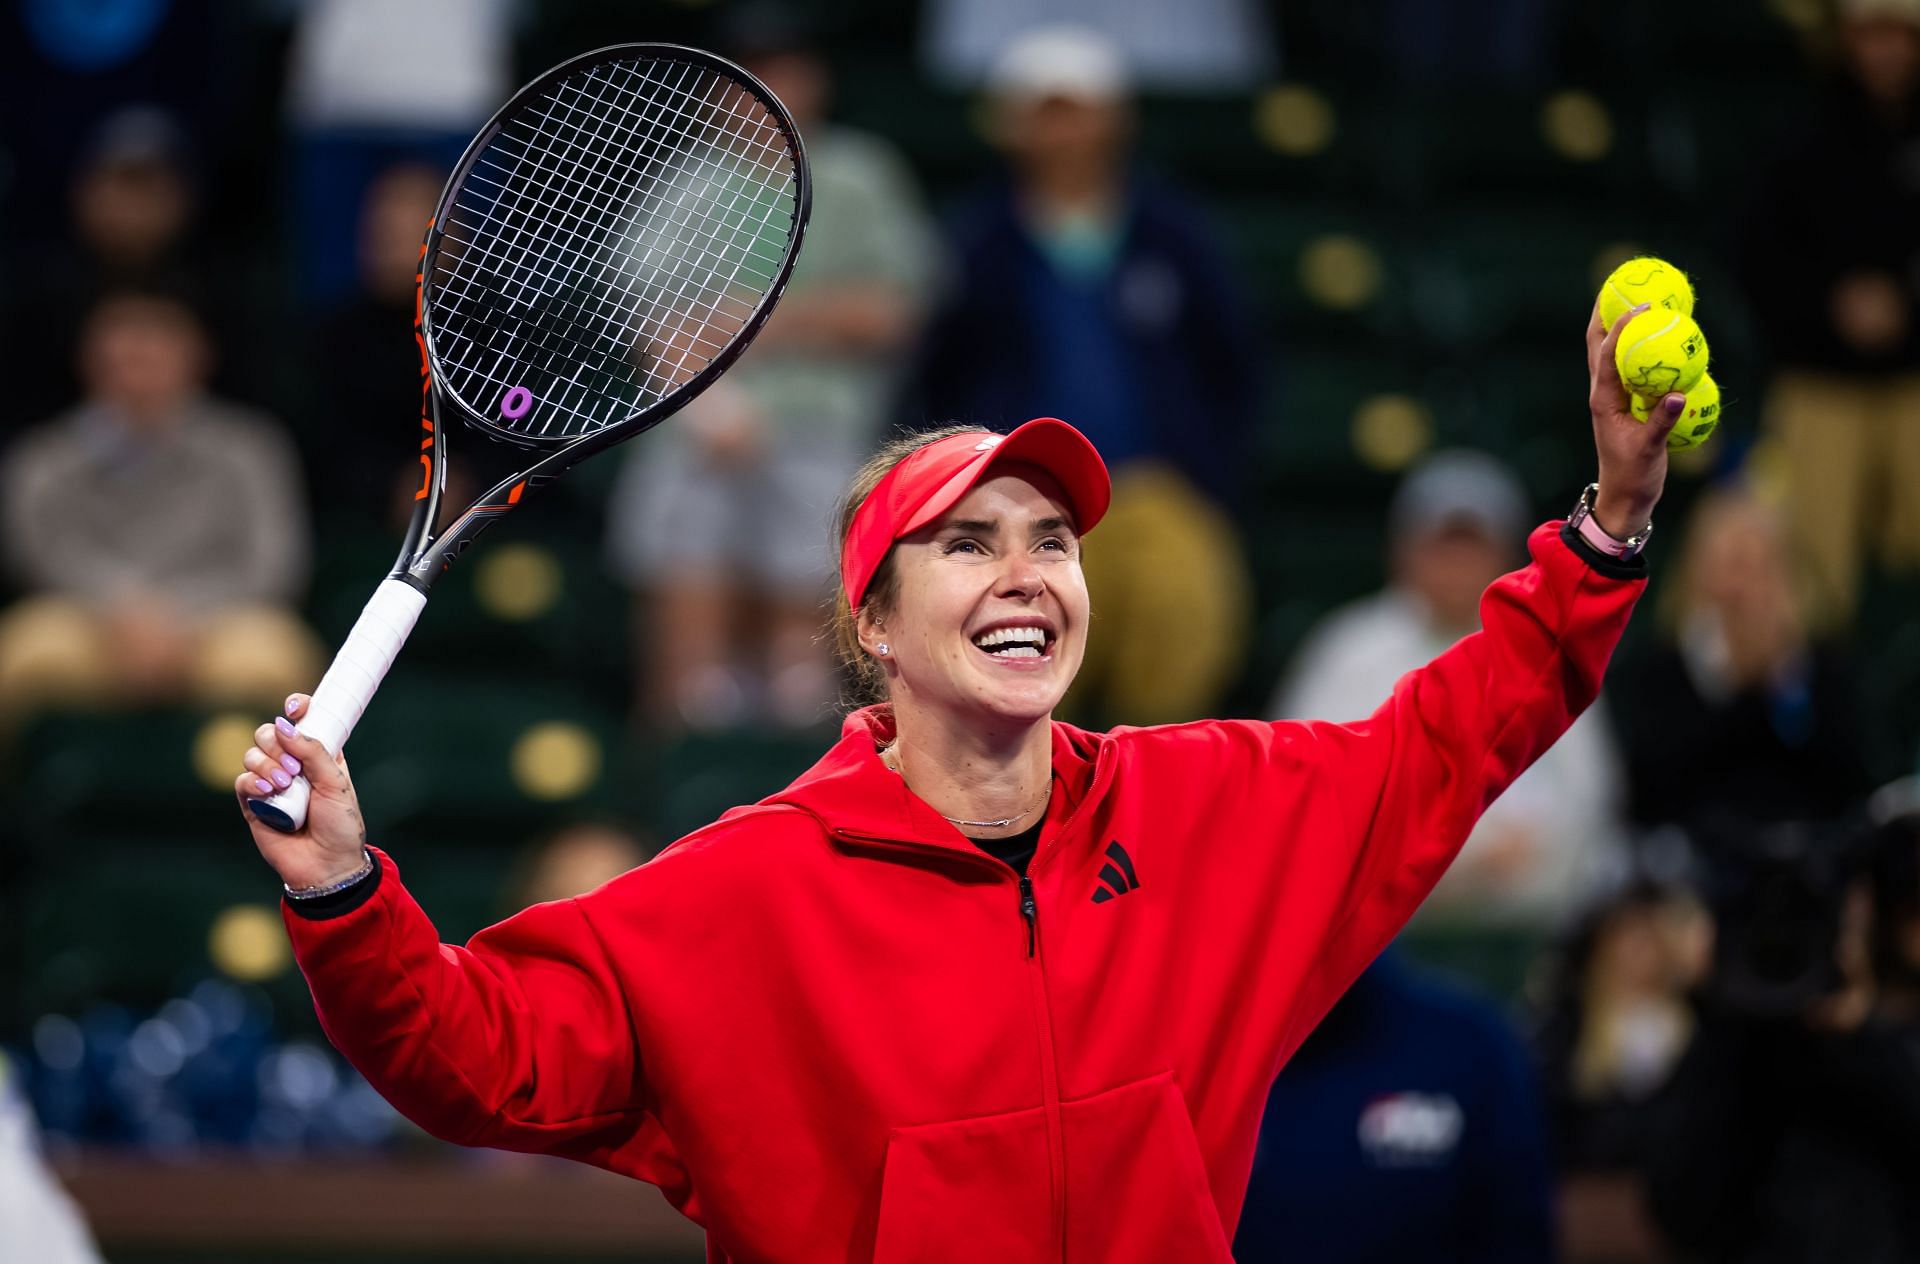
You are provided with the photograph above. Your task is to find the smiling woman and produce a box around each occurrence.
[828,420,1105,844]
[239,305,1677,1262]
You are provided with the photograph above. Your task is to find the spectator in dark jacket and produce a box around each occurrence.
[911,26,1263,726]
[1738,0,1920,629]
[1235,951,1555,1263]
[1614,487,1872,833]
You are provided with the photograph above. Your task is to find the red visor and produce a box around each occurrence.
[842,418,1112,609]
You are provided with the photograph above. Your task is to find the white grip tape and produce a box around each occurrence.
[247,578,427,833]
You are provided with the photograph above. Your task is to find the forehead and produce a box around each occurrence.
[933,465,1075,529]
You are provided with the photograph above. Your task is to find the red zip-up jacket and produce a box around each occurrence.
[284,522,1644,1261]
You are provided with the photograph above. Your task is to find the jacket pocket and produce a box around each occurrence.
[872,1103,1055,1263]
[1060,1071,1234,1263]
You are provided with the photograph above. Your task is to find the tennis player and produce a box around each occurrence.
[236,307,1681,1260]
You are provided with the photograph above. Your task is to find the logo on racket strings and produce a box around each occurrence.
[500,387,534,420]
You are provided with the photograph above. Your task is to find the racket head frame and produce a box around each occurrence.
[397,42,812,590]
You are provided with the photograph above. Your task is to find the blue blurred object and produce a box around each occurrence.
[22,0,172,72]
[17,979,399,1155]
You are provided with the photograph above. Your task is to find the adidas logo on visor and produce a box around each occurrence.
[974,436,1004,451]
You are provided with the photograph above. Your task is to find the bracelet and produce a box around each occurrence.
[1568,482,1653,559]
[284,850,374,900]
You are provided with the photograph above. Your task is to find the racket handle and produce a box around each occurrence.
[246,578,428,833]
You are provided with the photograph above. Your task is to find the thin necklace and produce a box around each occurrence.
[880,746,1050,831]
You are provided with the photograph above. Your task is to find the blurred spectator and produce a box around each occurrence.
[0,3,244,243]
[305,161,444,526]
[1235,951,1553,1263]
[504,819,653,911]
[1272,451,1626,930]
[913,26,1262,726]
[922,0,1274,90]
[607,11,937,732]
[1645,802,1920,1262]
[283,0,516,305]
[1739,0,1920,630]
[1614,487,1872,833]
[4,107,230,421]
[0,1054,103,1264]
[1532,878,1710,1262]
[0,290,320,722]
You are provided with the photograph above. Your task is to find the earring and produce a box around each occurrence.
[876,643,890,656]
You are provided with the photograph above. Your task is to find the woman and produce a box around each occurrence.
[236,308,1679,1261]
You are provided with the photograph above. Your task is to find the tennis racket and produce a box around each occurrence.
[247,43,811,831]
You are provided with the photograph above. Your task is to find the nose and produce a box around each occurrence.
[995,552,1044,600]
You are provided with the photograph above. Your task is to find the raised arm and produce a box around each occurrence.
[234,697,679,1187]
[1280,304,1684,1035]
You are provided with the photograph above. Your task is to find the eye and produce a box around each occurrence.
[1039,536,1070,553]
[943,538,982,555]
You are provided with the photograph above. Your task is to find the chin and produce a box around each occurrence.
[965,669,1073,725]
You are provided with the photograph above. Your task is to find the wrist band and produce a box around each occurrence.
[284,850,374,900]
[1568,483,1652,559]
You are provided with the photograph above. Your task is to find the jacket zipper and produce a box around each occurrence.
[1018,876,1037,957]
[1019,871,1067,1257]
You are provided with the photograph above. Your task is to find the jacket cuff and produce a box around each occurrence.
[283,849,383,921]
[1559,519,1649,581]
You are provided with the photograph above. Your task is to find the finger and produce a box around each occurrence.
[271,715,347,794]
[1648,392,1685,438]
[243,743,300,791]
[1596,302,1647,370]
[254,720,286,763]
[235,768,278,802]
[285,693,311,720]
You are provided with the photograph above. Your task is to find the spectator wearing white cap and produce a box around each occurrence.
[1272,451,1628,932]
[912,25,1264,727]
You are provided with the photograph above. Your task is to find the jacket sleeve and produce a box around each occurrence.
[282,850,689,1198]
[1280,521,1645,1043]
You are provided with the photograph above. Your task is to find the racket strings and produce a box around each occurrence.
[439,65,782,428]
[448,65,782,401]
[428,54,801,441]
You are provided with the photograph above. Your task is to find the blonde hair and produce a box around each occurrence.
[830,424,991,706]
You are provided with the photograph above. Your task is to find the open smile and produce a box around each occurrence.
[969,621,1056,663]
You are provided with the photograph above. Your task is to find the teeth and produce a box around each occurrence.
[973,626,1048,651]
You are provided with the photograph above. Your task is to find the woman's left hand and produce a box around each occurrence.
[1587,302,1684,539]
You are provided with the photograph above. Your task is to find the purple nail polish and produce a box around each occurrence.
[280,754,301,776]
[276,716,298,740]
[285,695,301,716]
[270,769,292,789]
[253,778,275,795]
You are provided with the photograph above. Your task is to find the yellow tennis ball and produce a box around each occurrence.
[1633,373,1723,450]
[1598,256,1695,331]
[1616,310,1709,399]
[1668,376,1723,450]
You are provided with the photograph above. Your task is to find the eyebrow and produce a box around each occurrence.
[939,516,1078,535]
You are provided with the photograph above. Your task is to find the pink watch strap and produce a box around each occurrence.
[1575,502,1640,557]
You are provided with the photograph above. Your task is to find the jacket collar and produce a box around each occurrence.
[761,705,1110,864]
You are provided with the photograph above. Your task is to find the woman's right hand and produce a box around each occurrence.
[233,693,370,890]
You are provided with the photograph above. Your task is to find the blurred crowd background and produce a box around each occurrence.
[3,0,1920,1261]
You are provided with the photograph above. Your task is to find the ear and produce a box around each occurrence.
[854,605,887,658]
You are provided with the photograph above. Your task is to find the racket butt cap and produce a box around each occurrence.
[246,777,310,833]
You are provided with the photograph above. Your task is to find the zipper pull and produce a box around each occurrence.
[1018,875,1038,958]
